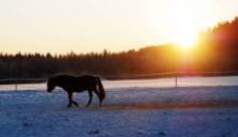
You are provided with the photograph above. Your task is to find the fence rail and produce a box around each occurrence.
[0,79,46,85]
[1,71,238,84]
[104,71,238,80]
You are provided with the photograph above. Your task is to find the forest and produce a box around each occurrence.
[0,17,238,80]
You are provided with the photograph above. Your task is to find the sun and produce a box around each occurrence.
[148,0,208,51]
[161,22,199,51]
[155,12,201,51]
[173,29,198,50]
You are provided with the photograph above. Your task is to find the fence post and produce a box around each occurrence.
[175,76,178,88]
[15,83,18,91]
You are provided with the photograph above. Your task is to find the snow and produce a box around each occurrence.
[1,78,238,137]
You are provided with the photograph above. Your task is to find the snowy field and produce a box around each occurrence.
[1,77,238,137]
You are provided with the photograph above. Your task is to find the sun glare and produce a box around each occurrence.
[173,30,198,50]
[163,23,199,51]
[150,0,210,51]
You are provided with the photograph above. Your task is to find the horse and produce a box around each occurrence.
[47,74,105,107]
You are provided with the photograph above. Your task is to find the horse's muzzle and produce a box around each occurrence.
[47,88,52,93]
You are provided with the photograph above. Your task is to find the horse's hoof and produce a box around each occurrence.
[73,103,79,107]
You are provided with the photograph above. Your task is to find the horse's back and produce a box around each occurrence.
[76,75,96,81]
[54,74,97,91]
[76,75,97,86]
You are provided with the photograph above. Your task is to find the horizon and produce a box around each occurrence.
[1,0,238,54]
[0,44,162,56]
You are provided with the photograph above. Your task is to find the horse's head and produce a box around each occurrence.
[47,77,56,93]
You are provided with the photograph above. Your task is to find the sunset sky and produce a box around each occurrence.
[1,0,238,54]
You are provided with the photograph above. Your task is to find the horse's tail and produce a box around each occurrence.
[96,77,105,105]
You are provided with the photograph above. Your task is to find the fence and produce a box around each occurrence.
[1,71,238,91]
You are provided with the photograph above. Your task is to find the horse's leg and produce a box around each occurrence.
[67,91,78,107]
[86,90,93,107]
[72,101,78,107]
[67,91,73,107]
[93,89,102,107]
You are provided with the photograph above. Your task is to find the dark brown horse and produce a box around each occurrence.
[47,74,105,107]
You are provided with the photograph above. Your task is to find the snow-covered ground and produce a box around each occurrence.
[1,78,238,137]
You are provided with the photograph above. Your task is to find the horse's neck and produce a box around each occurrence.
[56,80,64,87]
[55,77,72,87]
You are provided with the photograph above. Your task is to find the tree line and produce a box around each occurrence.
[0,17,238,79]
[0,47,177,79]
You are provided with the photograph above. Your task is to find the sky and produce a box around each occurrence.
[0,0,238,54]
